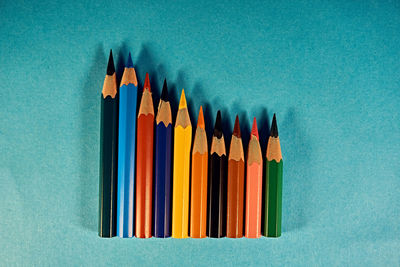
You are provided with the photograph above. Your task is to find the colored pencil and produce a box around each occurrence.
[245,118,263,238]
[226,115,245,238]
[116,53,137,238]
[207,111,227,238]
[135,73,154,238]
[264,114,283,237]
[99,50,118,238]
[172,89,192,238]
[190,106,208,238]
[154,79,172,238]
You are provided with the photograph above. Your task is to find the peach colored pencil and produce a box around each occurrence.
[245,118,263,238]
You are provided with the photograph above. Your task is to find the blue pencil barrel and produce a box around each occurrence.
[116,82,137,237]
[154,123,172,237]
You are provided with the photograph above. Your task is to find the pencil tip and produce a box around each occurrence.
[179,89,187,109]
[213,110,222,138]
[126,52,134,68]
[160,79,169,101]
[251,117,259,140]
[144,73,151,92]
[233,115,241,138]
[106,49,115,75]
[270,113,278,137]
[197,106,205,129]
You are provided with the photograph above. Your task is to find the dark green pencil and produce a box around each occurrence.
[264,114,283,237]
[99,50,118,237]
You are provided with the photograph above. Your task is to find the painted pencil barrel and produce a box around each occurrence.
[99,96,118,237]
[154,123,172,237]
[264,160,283,237]
[190,152,208,238]
[245,163,263,238]
[172,126,192,238]
[207,154,227,238]
[135,114,154,238]
[226,159,245,238]
[116,83,136,238]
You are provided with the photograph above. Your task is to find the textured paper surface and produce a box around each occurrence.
[1,0,400,266]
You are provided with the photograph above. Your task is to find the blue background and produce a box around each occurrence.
[1,0,399,266]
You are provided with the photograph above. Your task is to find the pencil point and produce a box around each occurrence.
[213,110,223,138]
[126,52,134,68]
[106,49,115,75]
[233,115,241,138]
[179,89,187,109]
[160,79,169,101]
[197,106,205,129]
[271,113,279,137]
[251,117,259,140]
[144,73,151,92]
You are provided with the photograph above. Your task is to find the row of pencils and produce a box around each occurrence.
[99,50,283,239]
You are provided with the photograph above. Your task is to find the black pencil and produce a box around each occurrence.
[207,111,227,238]
[99,50,118,237]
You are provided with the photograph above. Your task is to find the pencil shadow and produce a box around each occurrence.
[248,107,270,235]
[281,108,311,232]
[219,105,233,152]
[135,43,163,105]
[116,41,130,86]
[78,44,106,232]
[190,81,208,129]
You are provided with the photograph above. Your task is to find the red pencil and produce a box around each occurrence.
[135,73,154,238]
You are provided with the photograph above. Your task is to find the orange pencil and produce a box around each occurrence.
[190,106,208,238]
[135,73,154,238]
[226,115,245,238]
[245,118,263,238]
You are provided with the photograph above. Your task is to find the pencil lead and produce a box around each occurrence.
[160,79,169,101]
[270,113,279,138]
[178,89,187,109]
[197,106,205,129]
[107,49,115,75]
[126,52,134,68]
[233,115,241,138]
[144,73,151,92]
[213,110,222,138]
[251,117,259,140]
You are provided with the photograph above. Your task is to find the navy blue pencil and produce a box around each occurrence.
[153,80,173,237]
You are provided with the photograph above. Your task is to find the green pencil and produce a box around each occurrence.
[99,50,118,237]
[264,114,283,237]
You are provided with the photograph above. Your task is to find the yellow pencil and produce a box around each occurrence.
[172,89,192,238]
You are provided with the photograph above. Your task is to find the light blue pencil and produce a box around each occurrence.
[117,53,138,237]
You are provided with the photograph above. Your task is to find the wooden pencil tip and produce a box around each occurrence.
[160,79,169,101]
[126,52,134,68]
[179,89,187,109]
[106,49,115,75]
[197,106,205,129]
[213,110,223,138]
[271,113,279,137]
[144,73,151,92]
[251,117,259,140]
[233,115,241,138]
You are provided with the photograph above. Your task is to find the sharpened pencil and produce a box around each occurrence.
[226,115,245,238]
[245,117,262,238]
[116,53,137,238]
[190,106,208,238]
[154,79,172,238]
[264,114,283,237]
[135,73,154,238]
[172,89,192,238]
[207,111,227,238]
[99,50,118,238]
